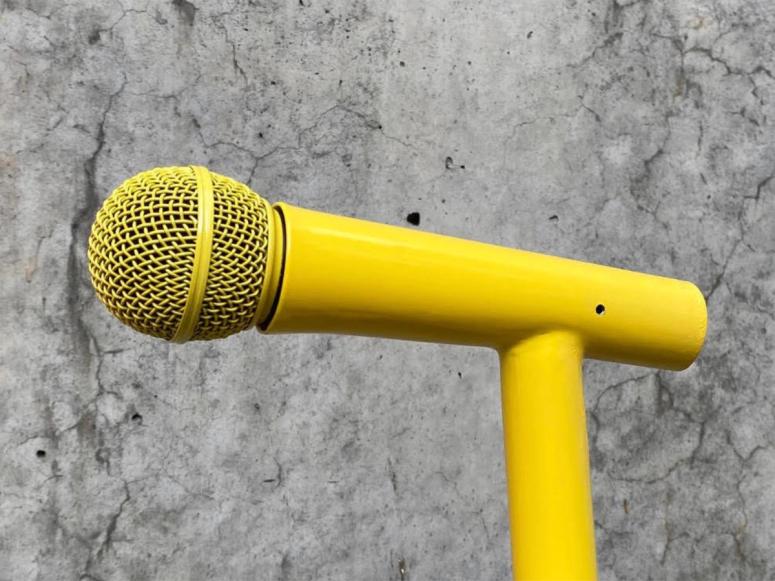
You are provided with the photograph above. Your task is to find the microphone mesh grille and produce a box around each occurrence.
[87,167,272,341]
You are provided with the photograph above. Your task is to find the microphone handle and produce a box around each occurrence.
[262,202,705,370]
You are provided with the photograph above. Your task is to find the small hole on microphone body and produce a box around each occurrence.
[596,304,606,315]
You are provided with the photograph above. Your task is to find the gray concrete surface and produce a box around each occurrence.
[1,0,774,579]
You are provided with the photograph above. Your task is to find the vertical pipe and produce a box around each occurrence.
[500,331,597,580]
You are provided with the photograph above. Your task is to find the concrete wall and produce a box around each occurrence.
[1,0,774,579]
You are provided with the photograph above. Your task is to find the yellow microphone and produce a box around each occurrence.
[87,165,707,581]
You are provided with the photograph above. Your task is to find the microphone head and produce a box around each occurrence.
[87,166,275,342]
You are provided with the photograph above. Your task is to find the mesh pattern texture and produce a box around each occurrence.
[87,166,271,341]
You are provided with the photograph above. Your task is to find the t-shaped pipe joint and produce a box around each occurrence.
[263,203,707,581]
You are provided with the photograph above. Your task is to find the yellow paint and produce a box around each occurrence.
[89,166,274,341]
[260,202,707,581]
[501,332,596,581]
[263,203,706,370]
[252,195,284,328]
[172,166,215,343]
[90,164,709,580]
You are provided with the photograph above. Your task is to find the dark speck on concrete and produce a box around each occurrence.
[36,449,46,458]
[87,30,100,44]
[153,10,168,25]
[280,553,292,580]
[399,61,406,67]
[406,212,420,226]
[171,0,196,25]
[549,214,559,222]
[527,30,534,39]
[445,156,465,170]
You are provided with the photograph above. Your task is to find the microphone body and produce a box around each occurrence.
[263,203,706,368]
[88,167,708,581]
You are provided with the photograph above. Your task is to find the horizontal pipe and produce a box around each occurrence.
[263,203,707,370]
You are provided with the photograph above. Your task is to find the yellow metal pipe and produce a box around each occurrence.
[259,203,707,580]
[501,332,596,581]
[263,203,706,370]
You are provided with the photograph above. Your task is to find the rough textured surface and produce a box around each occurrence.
[1,0,773,579]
